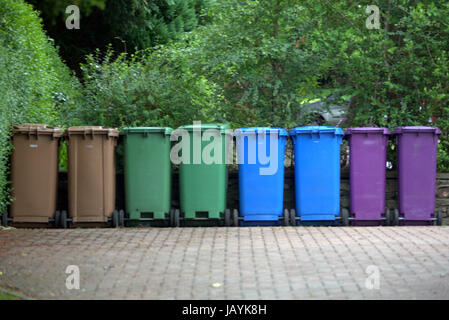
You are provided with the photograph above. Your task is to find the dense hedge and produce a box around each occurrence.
[150,0,449,171]
[62,48,220,129]
[0,0,79,213]
[63,1,449,172]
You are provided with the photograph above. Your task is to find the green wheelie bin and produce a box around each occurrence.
[176,123,230,227]
[123,127,173,226]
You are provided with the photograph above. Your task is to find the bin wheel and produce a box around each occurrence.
[112,210,119,228]
[341,208,350,226]
[232,209,239,227]
[60,211,68,229]
[173,209,180,228]
[2,211,8,227]
[169,209,175,227]
[224,209,231,227]
[289,209,297,227]
[283,209,289,226]
[385,209,391,226]
[119,210,125,227]
[392,209,400,226]
[54,211,61,227]
[436,210,443,226]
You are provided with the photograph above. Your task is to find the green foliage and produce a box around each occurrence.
[61,47,220,173]
[63,47,220,129]
[176,0,326,128]
[105,0,201,51]
[26,0,107,24]
[306,1,448,125]
[25,0,212,72]
[63,0,449,171]
[0,0,79,212]
[163,0,449,170]
[301,0,449,170]
[8,0,449,173]
[0,290,21,300]
[436,107,449,171]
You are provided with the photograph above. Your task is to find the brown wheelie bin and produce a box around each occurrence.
[2,124,63,228]
[64,126,122,228]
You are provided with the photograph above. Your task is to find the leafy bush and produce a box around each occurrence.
[436,107,449,172]
[170,0,449,170]
[303,1,449,170]
[58,47,222,173]
[26,0,213,73]
[170,0,326,128]
[77,0,447,171]
[0,0,79,212]
[105,0,200,50]
[63,47,220,129]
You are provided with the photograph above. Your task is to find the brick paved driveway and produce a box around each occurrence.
[1,226,449,300]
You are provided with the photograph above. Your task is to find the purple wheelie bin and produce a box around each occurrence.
[393,126,442,226]
[344,128,391,226]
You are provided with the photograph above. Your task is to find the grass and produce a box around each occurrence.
[0,290,21,300]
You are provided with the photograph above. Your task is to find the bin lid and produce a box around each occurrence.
[289,126,344,136]
[178,123,230,133]
[12,124,63,137]
[234,127,288,137]
[67,126,119,137]
[394,126,441,135]
[122,127,173,135]
[345,127,390,135]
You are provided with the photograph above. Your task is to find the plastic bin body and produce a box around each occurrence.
[395,126,441,225]
[9,124,62,223]
[67,126,119,224]
[235,127,288,226]
[123,127,172,223]
[346,127,390,226]
[178,123,230,226]
[290,126,343,225]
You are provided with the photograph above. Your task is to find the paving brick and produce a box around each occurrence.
[1,226,449,299]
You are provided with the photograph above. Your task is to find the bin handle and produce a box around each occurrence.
[310,130,320,140]
[26,126,39,140]
[81,129,95,140]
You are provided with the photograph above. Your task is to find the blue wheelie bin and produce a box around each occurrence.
[290,126,344,226]
[234,127,289,226]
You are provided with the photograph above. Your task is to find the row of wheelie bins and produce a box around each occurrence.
[2,125,123,228]
[230,125,442,227]
[1,124,443,228]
